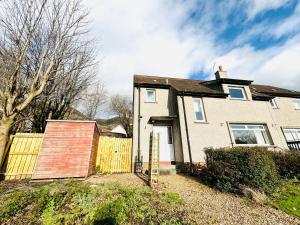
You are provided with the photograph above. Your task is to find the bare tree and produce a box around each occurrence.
[28,44,96,132]
[109,95,133,137]
[0,0,95,165]
[81,81,107,120]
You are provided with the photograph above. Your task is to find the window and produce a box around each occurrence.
[146,89,156,102]
[228,87,247,100]
[293,99,300,109]
[283,128,300,142]
[230,124,271,145]
[269,99,278,109]
[193,98,205,122]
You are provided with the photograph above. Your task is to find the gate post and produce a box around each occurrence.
[148,132,160,187]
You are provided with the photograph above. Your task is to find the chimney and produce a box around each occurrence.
[215,65,228,79]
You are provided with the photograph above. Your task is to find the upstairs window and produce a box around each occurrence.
[228,87,247,100]
[293,99,300,109]
[193,98,205,122]
[269,99,278,109]
[230,124,271,145]
[146,89,156,102]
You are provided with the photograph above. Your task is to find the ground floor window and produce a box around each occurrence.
[283,128,300,141]
[229,124,271,145]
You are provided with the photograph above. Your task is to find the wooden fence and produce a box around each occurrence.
[0,134,132,180]
[96,137,132,173]
[0,133,44,180]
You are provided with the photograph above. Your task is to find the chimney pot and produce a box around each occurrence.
[215,65,228,79]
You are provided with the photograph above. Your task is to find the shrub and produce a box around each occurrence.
[204,147,279,194]
[272,151,300,179]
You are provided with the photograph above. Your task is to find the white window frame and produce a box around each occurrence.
[293,99,300,110]
[228,87,247,100]
[193,98,206,122]
[229,124,272,146]
[269,98,278,109]
[145,89,156,103]
[283,128,300,142]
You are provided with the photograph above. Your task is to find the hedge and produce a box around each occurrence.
[272,151,300,179]
[204,147,280,194]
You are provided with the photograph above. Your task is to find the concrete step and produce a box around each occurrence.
[159,165,176,175]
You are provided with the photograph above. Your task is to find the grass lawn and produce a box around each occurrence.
[269,180,300,218]
[0,180,192,225]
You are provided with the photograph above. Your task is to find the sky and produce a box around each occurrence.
[83,0,300,96]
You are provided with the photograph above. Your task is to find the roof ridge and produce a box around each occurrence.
[134,74,204,82]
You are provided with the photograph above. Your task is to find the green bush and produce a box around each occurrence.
[272,151,300,179]
[204,147,279,194]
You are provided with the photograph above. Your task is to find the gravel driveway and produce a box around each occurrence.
[87,173,300,225]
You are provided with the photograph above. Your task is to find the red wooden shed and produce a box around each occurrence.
[32,120,100,180]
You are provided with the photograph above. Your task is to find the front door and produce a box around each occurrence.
[153,126,175,163]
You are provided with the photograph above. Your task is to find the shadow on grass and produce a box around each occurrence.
[134,173,149,186]
[93,217,117,225]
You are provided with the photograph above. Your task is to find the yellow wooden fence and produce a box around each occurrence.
[0,133,44,180]
[96,137,132,173]
[0,134,132,180]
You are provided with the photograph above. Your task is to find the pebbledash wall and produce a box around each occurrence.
[132,87,183,168]
[132,78,300,169]
[177,85,300,163]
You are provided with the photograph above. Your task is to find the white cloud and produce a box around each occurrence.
[272,2,300,38]
[82,0,300,101]
[246,0,291,18]
[211,34,300,91]
[84,0,216,95]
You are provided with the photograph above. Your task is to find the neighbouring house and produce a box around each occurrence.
[111,125,127,137]
[132,67,300,173]
[101,125,127,138]
[97,117,128,138]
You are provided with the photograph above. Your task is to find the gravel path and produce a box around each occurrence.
[159,175,300,225]
[87,174,300,225]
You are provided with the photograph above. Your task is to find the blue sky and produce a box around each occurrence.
[84,0,300,95]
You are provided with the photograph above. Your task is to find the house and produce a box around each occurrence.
[111,125,127,137]
[97,118,128,138]
[100,125,127,138]
[132,67,300,173]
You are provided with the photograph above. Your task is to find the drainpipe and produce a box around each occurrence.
[138,87,141,161]
[180,94,193,167]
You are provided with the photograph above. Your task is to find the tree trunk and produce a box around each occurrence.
[0,117,14,167]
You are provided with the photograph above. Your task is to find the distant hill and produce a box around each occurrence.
[96,117,121,132]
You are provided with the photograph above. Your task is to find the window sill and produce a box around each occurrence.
[194,121,208,124]
[233,144,274,147]
[229,98,248,101]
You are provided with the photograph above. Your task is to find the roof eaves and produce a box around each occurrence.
[176,90,228,98]
[134,82,171,89]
